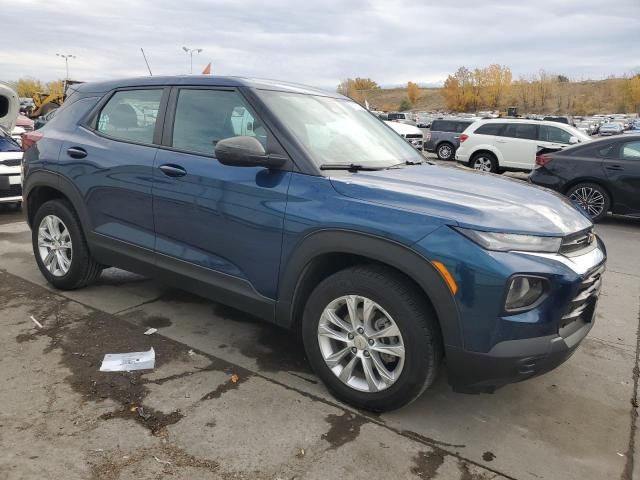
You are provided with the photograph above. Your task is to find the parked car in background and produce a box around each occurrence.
[576,121,596,136]
[387,112,409,121]
[544,116,575,126]
[424,118,476,160]
[625,120,640,134]
[455,119,591,172]
[33,108,58,130]
[599,122,624,136]
[530,135,640,222]
[385,120,424,150]
[22,75,606,411]
[416,116,432,128]
[0,126,23,207]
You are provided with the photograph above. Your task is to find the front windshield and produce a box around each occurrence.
[256,90,424,167]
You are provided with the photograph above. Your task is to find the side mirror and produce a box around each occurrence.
[214,136,286,168]
[569,136,579,144]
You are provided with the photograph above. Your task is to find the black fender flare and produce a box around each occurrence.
[24,170,93,237]
[275,229,462,348]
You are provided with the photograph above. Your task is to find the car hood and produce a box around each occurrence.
[384,121,422,135]
[330,165,592,236]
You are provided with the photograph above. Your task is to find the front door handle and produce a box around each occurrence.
[605,165,624,171]
[66,147,87,159]
[159,164,187,177]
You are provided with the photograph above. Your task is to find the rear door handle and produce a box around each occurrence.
[159,164,187,177]
[66,147,87,159]
[605,165,624,171]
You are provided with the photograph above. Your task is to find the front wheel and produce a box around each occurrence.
[567,183,610,222]
[302,265,442,412]
[32,199,103,289]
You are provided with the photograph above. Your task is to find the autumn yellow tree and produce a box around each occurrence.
[483,64,512,109]
[407,81,420,105]
[14,78,45,98]
[337,78,380,104]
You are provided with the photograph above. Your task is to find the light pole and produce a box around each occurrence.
[56,53,75,95]
[182,46,203,74]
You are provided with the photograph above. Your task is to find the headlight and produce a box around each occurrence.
[505,276,548,311]
[454,227,561,253]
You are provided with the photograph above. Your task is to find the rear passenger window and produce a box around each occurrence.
[503,123,537,140]
[455,122,472,133]
[432,120,454,132]
[475,123,504,136]
[171,89,268,156]
[97,89,162,144]
[539,125,572,144]
[622,141,640,160]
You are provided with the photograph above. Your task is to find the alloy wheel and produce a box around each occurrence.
[473,156,493,171]
[570,187,605,218]
[38,214,73,277]
[317,295,405,392]
[438,144,452,159]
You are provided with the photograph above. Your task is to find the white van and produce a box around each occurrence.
[455,119,591,172]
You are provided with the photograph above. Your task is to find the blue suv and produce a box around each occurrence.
[22,76,606,411]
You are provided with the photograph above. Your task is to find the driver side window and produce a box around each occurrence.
[171,89,268,156]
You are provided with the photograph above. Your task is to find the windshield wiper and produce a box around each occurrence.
[319,163,385,172]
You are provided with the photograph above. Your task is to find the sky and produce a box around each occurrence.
[0,0,638,89]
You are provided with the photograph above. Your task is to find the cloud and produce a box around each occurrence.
[0,0,638,89]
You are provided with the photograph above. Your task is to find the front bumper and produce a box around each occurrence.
[0,174,22,203]
[446,249,605,392]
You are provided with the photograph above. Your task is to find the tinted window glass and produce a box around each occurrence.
[622,141,640,160]
[475,123,503,136]
[455,121,473,133]
[539,125,572,144]
[503,123,537,140]
[432,120,455,132]
[97,89,162,144]
[172,89,267,155]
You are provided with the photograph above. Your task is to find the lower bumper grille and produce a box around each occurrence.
[559,263,605,338]
[0,183,22,199]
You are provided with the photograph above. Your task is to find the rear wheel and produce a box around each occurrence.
[436,142,454,160]
[567,182,610,222]
[470,152,497,173]
[32,199,103,289]
[302,265,442,412]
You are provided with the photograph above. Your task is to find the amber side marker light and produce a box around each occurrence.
[431,260,458,295]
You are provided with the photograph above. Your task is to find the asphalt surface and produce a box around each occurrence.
[0,178,639,479]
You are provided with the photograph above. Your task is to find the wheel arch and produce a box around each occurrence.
[25,171,92,236]
[275,230,462,349]
[470,148,500,165]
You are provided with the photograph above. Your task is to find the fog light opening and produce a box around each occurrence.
[505,276,548,312]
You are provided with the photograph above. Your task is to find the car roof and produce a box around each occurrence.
[71,75,345,99]
[472,118,576,128]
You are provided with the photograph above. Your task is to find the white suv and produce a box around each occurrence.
[455,119,591,172]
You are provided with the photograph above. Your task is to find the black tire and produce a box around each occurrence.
[566,182,610,223]
[302,265,442,412]
[469,152,498,173]
[436,142,454,161]
[32,199,103,290]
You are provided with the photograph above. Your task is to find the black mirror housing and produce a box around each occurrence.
[215,136,286,168]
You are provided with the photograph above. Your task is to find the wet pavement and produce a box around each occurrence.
[1,203,639,479]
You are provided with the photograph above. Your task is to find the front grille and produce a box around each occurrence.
[0,183,22,198]
[559,263,605,338]
[560,228,596,256]
[405,134,423,139]
[0,158,22,167]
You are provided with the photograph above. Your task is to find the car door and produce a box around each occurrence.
[152,86,292,305]
[59,88,167,251]
[497,123,538,169]
[604,139,640,214]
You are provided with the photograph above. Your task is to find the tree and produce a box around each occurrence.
[337,77,379,104]
[398,98,411,111]
[13,78,44,98]
[483,64,512,109]
[557,75,570,83]
[407,81,420,105]
[47,80,65,97]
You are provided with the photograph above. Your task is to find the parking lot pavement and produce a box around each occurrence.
[1,208,639,479]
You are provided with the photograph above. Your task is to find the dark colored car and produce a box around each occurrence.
[22,76,606,411]
[33,108,59,130]
[424,118,476,160]
[530,135,640,222]
[543,116,574,126]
